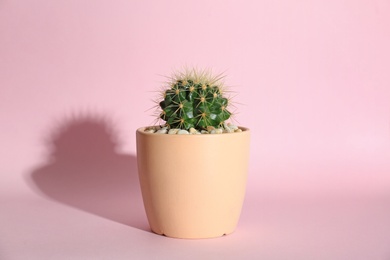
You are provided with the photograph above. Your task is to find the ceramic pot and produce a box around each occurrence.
[136,126,250,239]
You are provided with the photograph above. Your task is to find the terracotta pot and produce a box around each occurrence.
[136,126,250,239]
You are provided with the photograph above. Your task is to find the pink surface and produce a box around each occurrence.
[1,0,390,259]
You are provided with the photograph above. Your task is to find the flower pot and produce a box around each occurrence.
[136,126,250,239]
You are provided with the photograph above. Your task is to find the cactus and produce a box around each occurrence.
[157,69,232,130]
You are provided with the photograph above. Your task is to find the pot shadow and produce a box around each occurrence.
[26,115,150,232]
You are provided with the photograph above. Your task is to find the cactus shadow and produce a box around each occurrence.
[26,115,150,232]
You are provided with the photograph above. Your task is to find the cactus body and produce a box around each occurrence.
[159,70,232,130]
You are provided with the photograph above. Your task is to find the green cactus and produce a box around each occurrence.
[158,69,232,130]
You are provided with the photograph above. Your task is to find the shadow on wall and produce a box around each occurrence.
[26,114,150,232]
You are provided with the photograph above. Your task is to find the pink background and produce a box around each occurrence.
[1,0,390,259]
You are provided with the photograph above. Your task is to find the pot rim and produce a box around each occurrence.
[137,126,250,136]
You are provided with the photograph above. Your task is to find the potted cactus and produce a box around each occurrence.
[136,69,250,239]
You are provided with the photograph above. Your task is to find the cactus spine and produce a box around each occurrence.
[158,69,232,130]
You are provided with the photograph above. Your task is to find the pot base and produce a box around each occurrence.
[152,229,234,239]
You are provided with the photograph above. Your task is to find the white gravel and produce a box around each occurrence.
[145,123,242,134]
